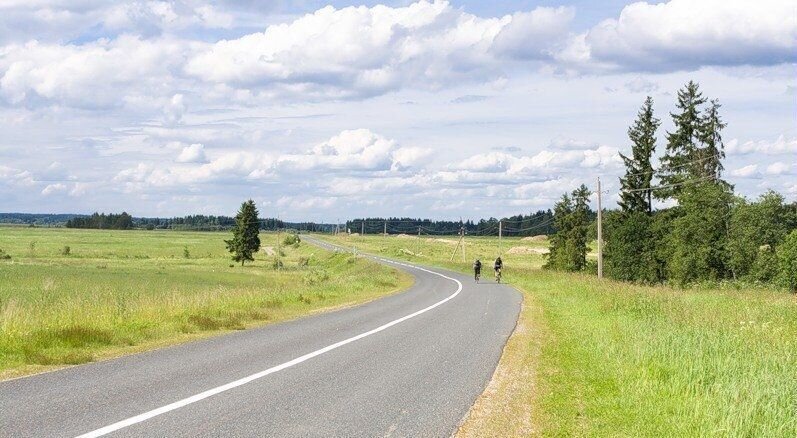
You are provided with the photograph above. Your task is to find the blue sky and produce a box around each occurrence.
[0,0,795,221]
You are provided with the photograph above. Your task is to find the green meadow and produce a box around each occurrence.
[320,233,797,437]
[0,227,408,379]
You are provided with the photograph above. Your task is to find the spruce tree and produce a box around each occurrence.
[544,185,591,272]
[657,81,707,199]
[545,193,573,271]
[569,184,591,271]
[225,200,261,266]
[697,98,728,184]
[619,96,660,214]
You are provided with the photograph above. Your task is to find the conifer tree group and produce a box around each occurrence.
[547,81,797,290]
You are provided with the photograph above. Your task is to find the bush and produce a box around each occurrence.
[776,230,797,292]
[283,233,301,246]
[272,257,284,269]
[183,246,190,259]
[298,256,310,267]
[727,192,788,280]
[61,246,71,256]
[146,224,155,231]
[750,246,778,283]
[668,183,732,286]
[604,211,659,284]
[0,249,11,260]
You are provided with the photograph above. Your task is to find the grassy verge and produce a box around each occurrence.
[318,233,797,436]
[0,228,410,380]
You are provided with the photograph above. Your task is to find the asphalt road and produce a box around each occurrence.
[1,236,522,437]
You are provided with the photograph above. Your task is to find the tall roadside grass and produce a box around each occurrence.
[319,233,797,436]
[0,228,409,379]
[519,271,797,436]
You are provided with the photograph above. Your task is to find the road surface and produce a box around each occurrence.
[1,237,522,437]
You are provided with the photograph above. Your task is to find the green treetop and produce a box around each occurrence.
[225,200,261,266]
[619,96,660,214]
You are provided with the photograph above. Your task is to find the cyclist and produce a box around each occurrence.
[494,256,503,283]
[473,259,482,282]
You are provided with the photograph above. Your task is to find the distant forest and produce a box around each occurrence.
[0,212,332,232]
[1,211,567,235]
[346,210,566,236]
[66,212,133,230]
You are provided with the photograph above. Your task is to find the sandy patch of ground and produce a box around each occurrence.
[262,246,275,256]
[399,248,423,257]
[521,235,548,242]
[395,234,413,239]
[425,238,458,245]
[506,246,549,255]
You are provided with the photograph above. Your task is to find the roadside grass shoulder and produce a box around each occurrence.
[0,228,410,379]
[318,233,797,436]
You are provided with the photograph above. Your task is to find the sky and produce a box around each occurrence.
[0,0,795,222]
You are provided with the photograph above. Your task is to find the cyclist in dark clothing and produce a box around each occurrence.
[473,259,482,282]
[494,256,503,283]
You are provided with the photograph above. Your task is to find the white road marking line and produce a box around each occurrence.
[75,256,463,438]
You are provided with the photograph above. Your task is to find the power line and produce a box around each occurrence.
[502,217,556,233]
[626,175,717,193]
[623,154,721,177]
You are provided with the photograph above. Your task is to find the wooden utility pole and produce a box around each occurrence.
[276,219,282,270]
[417,226,421,255]
[383,221,387,236]
[450,226,464,262]
[597,177,603,279]
[498,220,503,255]
[361,221,364,236]
[461,226,466,263]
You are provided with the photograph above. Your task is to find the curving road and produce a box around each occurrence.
[1,236,521,437]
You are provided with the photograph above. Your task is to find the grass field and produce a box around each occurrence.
[319,233,797,436]
[0,227,409,379]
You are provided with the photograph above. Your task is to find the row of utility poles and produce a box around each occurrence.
[330,177,606,280]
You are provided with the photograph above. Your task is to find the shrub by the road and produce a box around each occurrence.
[777,230,797,292]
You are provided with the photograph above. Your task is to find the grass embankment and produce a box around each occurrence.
[0,228,409,379]
[318,233,797,436]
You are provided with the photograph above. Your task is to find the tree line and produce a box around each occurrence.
[22,212,330,232]
[65,212,133,230]
[346,211,558,236]
[545,81,797,291]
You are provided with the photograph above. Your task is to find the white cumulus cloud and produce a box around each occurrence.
[727,135,797,155]
[729,164,760,178]
[574,0,797,71]
[176,143,207,163]
[41,182,67,195]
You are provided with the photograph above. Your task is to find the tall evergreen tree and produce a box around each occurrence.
[545,185,591,272]
[697,98,728,183]
[545,193,573,270]
[619,96,660,214]
[225,200,261,266]
[657,81,707,199]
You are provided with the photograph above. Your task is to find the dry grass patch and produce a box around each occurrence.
[457,292,546,437]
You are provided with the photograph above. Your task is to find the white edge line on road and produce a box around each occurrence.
[75,252,463,438]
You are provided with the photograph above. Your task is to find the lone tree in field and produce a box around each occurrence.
[225,200,261,266]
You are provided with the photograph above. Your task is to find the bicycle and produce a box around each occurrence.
[495,268,502,284]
